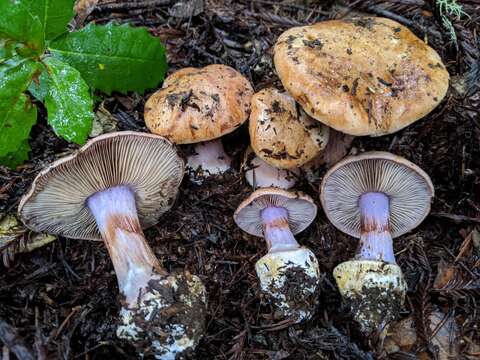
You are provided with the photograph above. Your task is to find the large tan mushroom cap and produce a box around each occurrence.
[144,64,254,144]
[234,188,317,237]
[250,88,329,169]
[18,132,185,241]
[274,17,449,136]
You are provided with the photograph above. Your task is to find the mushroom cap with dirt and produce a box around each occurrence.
[144,64,254,181]
[274,17,449,136]
[320,151,434,334]
[249,88,329,169]
[234,188,320,323]
[18,132,207,359]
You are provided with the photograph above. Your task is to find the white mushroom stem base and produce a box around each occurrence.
[333,260,406,335]
[87,186,207,359]
[256,207,320,323]
[245,156,298,190]
[357,192,395,263]
[186,139,232,183]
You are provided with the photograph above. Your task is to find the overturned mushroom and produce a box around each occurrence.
[320,151,434,334]
[234,188,320,323]
[274,17,449,136]
[242,147,299,190]
[18,132,207,359]
[144,64,254,183]
[250,88,329,169]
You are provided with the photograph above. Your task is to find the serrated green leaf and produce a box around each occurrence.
[0,139,30,168]
[25,0,75,41]
[0,0,45,54]
[43,57,93,144]
[0,56,39,161]
[49,22,167,94]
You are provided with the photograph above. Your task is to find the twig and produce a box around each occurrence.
[97,0,171,12]
[245,11,305,27]
[431,212,480,224]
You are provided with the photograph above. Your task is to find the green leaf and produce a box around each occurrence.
[0,139,30,168]
[0,0,45,54]
[0,56,39,161]
[25,0,75,41]
[43,57,93,144]
[28,67,49,101]
[0,38,17,61]
[49,22,167,94]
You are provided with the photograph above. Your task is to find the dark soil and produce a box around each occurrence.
[1,0,479,359]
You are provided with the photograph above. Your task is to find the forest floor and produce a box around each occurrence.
[0,0,479,359]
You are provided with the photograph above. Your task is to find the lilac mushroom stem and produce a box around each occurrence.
[261,207,300,252]
[356,192,395,263]
[86,185,167,305]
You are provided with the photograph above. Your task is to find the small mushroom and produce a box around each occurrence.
[18,132,207,359]
[249,88,329,169]
[234,188,320,323]
[144,64,254,183]
[274,17,449,136]
[242,147,299,190]
[320,151,434,334]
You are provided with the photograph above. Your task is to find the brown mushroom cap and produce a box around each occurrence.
[320,151,434,238]
[249,88,329,169]
[18,132,185,241]
[274,17,449,136]
[144,64,254,144]
[234,188,317,237]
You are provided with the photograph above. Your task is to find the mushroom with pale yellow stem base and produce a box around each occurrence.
[274,17,449,136]
[334,260,406,334]
[321,151,434,334]
[234,188,320,323]
[144,64,253,183]
[18,132,207,359]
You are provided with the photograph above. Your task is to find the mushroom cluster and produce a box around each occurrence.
[15,13,450,357]
[269,16,447,334]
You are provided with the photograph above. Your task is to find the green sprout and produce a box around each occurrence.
[435,0,470,48]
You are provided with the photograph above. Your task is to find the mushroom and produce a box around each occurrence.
[18,132,207,359]
[144,64,254,183]
[274,17,449,136]
[320,151,434,334]
[234,188,320,323]
[249,88,329,169]
[242,147,299,190]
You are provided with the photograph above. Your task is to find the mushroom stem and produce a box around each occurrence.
[261,207,300,252]
[86,185,167,304]
[357,192,395,263]
[187,139,232,175]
